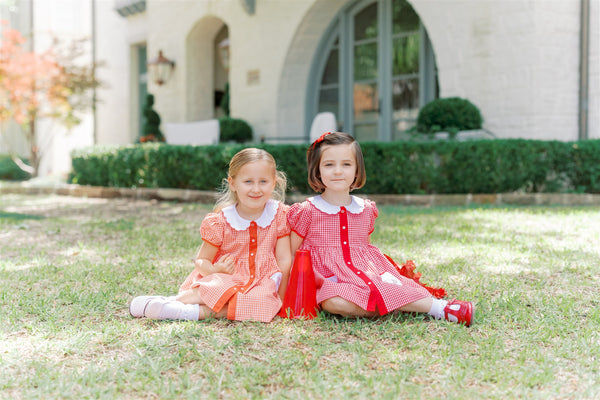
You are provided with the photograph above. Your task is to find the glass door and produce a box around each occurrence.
[351,2,379,141]
[391,1,421,140]
[313,0,438,142]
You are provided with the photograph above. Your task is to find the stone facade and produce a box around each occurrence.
[139,0,600,142]
[0,0,598,177]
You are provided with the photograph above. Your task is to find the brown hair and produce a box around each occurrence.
[306,132,366,193]
[214,148,287,212]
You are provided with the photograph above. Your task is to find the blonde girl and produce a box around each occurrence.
[130,148,292,322]
[288,132,474,326]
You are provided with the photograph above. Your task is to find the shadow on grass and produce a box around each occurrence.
[0,211,45,221]
[376,205,600,278]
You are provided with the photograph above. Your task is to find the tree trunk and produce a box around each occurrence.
[28,120,39,177]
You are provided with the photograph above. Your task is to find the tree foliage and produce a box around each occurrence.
[0,20,102,176]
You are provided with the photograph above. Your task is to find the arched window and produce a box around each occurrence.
[311,0,438,141]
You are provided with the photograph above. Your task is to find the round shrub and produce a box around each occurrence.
[139,94,165,143]
[416,97,483,136]
[219,117,253,143]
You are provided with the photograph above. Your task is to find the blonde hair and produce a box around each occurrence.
[306,132,366,193]
[214,148,287,212]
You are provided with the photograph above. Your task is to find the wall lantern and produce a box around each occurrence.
[147,50,175,85]
[218,38,230,72]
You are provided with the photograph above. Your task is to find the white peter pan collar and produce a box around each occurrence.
[309,195,365,215]
[222,199,278,231]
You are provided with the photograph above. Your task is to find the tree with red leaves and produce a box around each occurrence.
[0,20,102,177]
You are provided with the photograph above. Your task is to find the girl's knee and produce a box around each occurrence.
[176,288,202,304]
[321,297,345,314]
[322,297,376,318]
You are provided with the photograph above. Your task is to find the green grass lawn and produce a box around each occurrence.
[1,194,599,399]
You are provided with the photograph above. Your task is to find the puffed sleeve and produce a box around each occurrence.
[287,201,311,238]
[365,199,378,235]
[200,212,224,247]
[275,203,291,238]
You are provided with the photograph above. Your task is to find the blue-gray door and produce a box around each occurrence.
[313,0,438,141]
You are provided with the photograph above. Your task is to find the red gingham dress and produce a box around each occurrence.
[287,196,430,315]
[179,200,290,322]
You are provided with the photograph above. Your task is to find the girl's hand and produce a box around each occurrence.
[213,254,236,274]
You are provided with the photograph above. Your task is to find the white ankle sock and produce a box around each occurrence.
[145,300,200,320]
[427,298,448,320]
[174,303,201,320]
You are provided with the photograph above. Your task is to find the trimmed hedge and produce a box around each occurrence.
[69,139,600,194]
[69,144,309,193]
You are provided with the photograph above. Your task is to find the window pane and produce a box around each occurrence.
[393,0,419,33]
[354,42,377,81]
[353,82,379,122]
[393,106,419,121]
[321,48,339,85]
[392,34,419,75]
[392,77,419,111]
[354,3,378,41]
[318,87,339,114]
[393,120,416,140]
[392,76,419,140]
[354,123,378,142]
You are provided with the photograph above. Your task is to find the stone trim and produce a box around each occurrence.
[2,182,599,207]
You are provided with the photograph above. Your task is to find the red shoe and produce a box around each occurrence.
[444,299,474,327]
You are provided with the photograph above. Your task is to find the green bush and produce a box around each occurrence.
[219,117,253,143]
[568,140,600,193]
[70,139,600,194]
[0,155,31,181]
[139,94,165,143]
[416,97,483,137]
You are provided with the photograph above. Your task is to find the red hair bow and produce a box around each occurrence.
[311,131,332,149]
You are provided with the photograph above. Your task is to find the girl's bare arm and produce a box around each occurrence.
[194,242,235,276]
[275,235,292,299]
[290,231,304,254]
